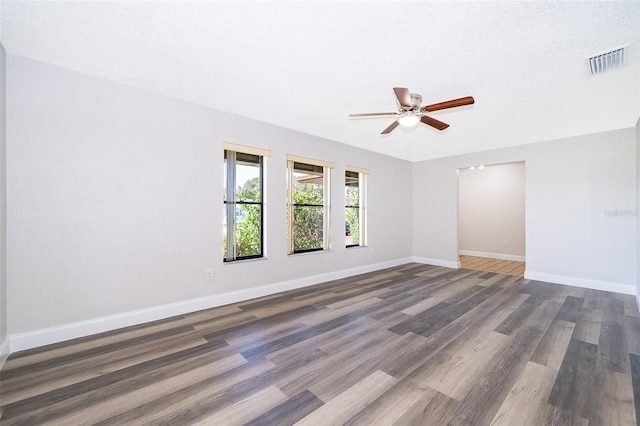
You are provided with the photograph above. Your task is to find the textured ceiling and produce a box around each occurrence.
[1,1,639,161]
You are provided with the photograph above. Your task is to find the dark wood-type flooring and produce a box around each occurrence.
[2,263,640,425]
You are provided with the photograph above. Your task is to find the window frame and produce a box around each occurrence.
[287,155,334,255]
[345,166,368,248]
[223,143,270,262]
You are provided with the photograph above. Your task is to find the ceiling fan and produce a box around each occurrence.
[349,87,475,134]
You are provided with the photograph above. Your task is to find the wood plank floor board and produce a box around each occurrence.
[629,352,640,425]
[2,343,231,425]
[548,338,599,419]
[96,357,281,426]
[417,330,511,400]
[573,306,603,345]
[556,296,586,323]
[493,301,537,336]
[543,407,589,426]
[490,361,558,426]
[602,295,627,327]
[189,384,289,426]
[293,370,397,426]
[444,325,545,425]
[391,387,459,426]
[0,334,211,405]
[341,379,427,426]
[2,263,639,425]
[307,333,407,403]
[0,340,229,425]
[590,369,637,425]
[626,315,640,355]
[47,353,249,425]
[598,322,629,374]
[239,314,358,361]
[244,389,324,426]
[530,319,576,371]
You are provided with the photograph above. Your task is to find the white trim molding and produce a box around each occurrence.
[458,250,525,262]
[525,271,636,296]
[0,337,9,371]
[9,257,413,353]
[412,256,461,269]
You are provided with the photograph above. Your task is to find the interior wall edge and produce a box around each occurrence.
[458,250,525,262]
[412,256,461,269]
[8,256,413,353]
[524,270,636,296]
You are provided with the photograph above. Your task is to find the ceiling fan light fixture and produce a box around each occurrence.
[398,114,420,127]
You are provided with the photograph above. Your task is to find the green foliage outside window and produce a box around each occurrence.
[292,180,324,252]
[235,177,262,257]
[224,150,263,261]
[345,185,359,246]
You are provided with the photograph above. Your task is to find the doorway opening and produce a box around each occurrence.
[457,161,525,277]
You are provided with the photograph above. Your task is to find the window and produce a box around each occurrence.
[223,143,270,262]
[287,156,333,254]
[345,166,368,247]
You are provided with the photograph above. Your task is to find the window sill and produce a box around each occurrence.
[288,249,331,257]
[223,256,268,265]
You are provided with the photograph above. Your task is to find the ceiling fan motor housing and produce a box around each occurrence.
[409,94,422,109]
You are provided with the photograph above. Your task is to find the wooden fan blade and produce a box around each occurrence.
[420,115,449,131]
[422,96,475,112]
[349,112,398,117]
[381,121,399,134]
[393,87,412,108]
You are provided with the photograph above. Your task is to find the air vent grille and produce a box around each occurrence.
[588,46,626,75]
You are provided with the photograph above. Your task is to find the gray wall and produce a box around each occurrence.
[6,54,413,341]
[414,129,637,295]
[0,42,7,362]
[637,115,640,307]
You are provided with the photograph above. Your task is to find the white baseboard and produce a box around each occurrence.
[9,257,413,353]
[459,250,526,262]
[524,271,636,296]
[412,256,460,269]
[0,336,9,370]
[0,337,10,370]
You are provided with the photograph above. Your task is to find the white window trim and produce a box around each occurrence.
[224,142,271,158]
[346,166,367,248]
[287,156,332,254]
[224,144,267,262]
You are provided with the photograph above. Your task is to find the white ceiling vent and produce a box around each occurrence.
[588,45,627,75]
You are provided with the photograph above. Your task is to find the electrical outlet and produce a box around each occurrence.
[205,268,214,280]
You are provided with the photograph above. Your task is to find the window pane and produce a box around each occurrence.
[235,157,261,202]
[234,204,262,257]
[345,180,359,207]
[293,205,323,251]
[289,160,328,254]
[223,206,228,258]
[224,149,264,262]
[345,206,359,246]
[293,163,323,205]
[346,170,362,247]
